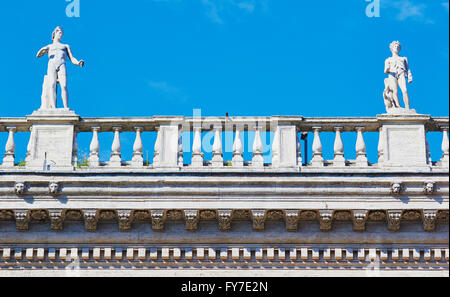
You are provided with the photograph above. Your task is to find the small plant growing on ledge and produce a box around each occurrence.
[77,151,89,168]
[16,160,26,167]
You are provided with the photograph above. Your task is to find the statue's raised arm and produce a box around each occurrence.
[37,26,85,110]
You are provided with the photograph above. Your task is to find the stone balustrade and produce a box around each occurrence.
[0,115,448,170]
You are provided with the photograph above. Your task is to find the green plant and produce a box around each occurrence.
[16,159,26,167]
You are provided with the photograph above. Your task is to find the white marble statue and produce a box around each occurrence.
[36,26,84,110]
[383,41,413,112]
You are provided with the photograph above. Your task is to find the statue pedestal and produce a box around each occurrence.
[377,113,431,169]
[25,109,80,171]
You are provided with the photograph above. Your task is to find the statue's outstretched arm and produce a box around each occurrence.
[66,45,84,67]
[36,45,49,58]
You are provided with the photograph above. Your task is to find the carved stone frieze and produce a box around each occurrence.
[14,209,30,231]
[49,209,64,231]
[118,210,132,232]
[251,210,266,231]
[30,210,48,222]
[151,209,166,231]
[232,210,251,220]
[388,210,402,232]
[299,210,317,220]
[133,210,151,221]
[83,209,98,232]
[200,210,217,220]
[217,210,233,232]
[422,210,437,232]
[437,210,449,222]
[184,210,199,231]
[285,210,299,232]
[99,210,117,221]
[319,210,333,232]
[334,211,352,221]
[266,210,284,221]
[402,210,421,221]
[64,209,83,220]
[166,209,183,221]
[0,210,14,220]
[368,210,386,221]
[353,210,368,232]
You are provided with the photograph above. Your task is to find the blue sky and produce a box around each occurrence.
[0,0,448,163]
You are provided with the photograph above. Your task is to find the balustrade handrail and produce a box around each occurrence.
[0,116,448,132]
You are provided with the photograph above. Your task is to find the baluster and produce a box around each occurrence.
[3,127,16,167]
[252,126,264,168]
[192,127,203,167]
[212,126,223,167]
[426,136,432,165]
[178,131,184,167]
[297,131,303,166]
[232,127,244,167]
[311,127,324,167]
[132,127,144,167]
[441,126,449,167]
[89,127,100,167]
[153,127,161,167]
[355,127,369,167]
[271,127,281,167]
[333,127,345,167]
[25,127,35,163]
[377,127,384,165]
[110,127,122,167]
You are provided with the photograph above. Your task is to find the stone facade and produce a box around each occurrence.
[0,112,448,276]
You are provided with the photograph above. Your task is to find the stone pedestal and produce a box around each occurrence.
[271,124,298,168]
[25,109,80,171]
[377,112,431,168]
[154,123,182,168]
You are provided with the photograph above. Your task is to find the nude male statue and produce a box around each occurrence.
[36,26,84,109]
[383,41,413,112]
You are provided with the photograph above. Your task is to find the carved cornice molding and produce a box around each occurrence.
[0,208,447,233]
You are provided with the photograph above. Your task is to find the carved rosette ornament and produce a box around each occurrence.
[151,210,166,231]
[353,210,368,232]
[184,210,199,232]
[217,210,233,232]
[334,211,352,221]
[251,210,266,231]
[422,210,437,232]
[49,209,64,231]
[285,210,300,232]
[300,210,317,221]
[31,210,48,222]
[0,210,14,220]
[118,210,132,232]
[387,210,402,232]
[437,210,449,222]
[83,209,98,232]
[200,210,217,220]
[402,210,421,221]
[14,210,30,231]
[14,182,26,195]
[319,210,333,232]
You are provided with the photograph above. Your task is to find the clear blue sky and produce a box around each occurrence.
[0,0,448,163]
